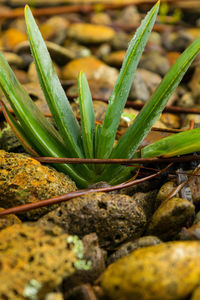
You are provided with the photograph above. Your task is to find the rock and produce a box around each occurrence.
[63,42,91,59]
[14,69,30,84]
[146,197,195,240]
[2,28,27,50]
[39,16,69,44]
[107,236,162,265]
[45,293,64,300]
[139,51,170,76]
[67,79,112,101]
[61,56,118,85]
[166,51,181,66]
[155,181,177,208]
[0,223,86,300]
[111,31,131,50]
[129,71,150,101]
[0,150,76,220]
[182,109,200,127]
[90,12,112,25]
[117,5,140,27]
[71,100,108,123]
[0,208,21,231]
[103,50,126,67]
[160,113,181,128]
[162,30,193,52]
[28,61,61,83]
[95,43,111,59]
[191,285,200,300]
[39,192,147,249]
[67,23,115,44]
[137,68,161,94]
[65,284,98,300]
[180,221,200,240]
[189,65,200,102]
[177,92,195,108]
[101,241,200,300]
[14,40,75,65]
[2,52,24,68]
[188,165,200,205]
[63,233,106,289]
[23,82,51,114]
[133,191,157,220]
[0,124,23,152]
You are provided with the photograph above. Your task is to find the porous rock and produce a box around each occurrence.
[0,150,76,220]
[101,241,200,300]
[39,192,147,249]
[0,223,85,300]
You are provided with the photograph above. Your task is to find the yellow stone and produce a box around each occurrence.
[2,28,27,50]
[104,50,126,67]
[101,241,200,300]
[61,56,118,85]
[67,23,115,43]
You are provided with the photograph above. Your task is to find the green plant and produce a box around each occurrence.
[0,1,200,187]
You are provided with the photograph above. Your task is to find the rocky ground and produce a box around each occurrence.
[1,1,200,299]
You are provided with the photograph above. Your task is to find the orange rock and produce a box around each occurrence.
[2,28,27,50]
[103,50,126,67]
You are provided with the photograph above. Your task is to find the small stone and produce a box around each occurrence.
[14,69,30,84]
[188,165,200,205]
[167,51,181,66]
[111,31,131,50]
[129,71,150,101]
[180,221,200,240]
[0,150,76,220]
[71,100,108,123]
[177,92,195,108]
[63,42,91,59]
[39,192,147,249]
[63,233,106,289]
[90,12,112,25]
[45,293,64,300]
[103,50,126,67]
[160,113,181,128]
[139,51,170,76]
[155,181,177,208]
[0,223,84,299]
[2,28,27,51]
[137,68,161,94]
[68,79,112,101]
[107,236,162,265]
[61,56,118,85]
[2,52,24,68]
[118,5,140,27]
[28,61,61,83]
[146,197,195,240]
[101,241,200,300]
[162,31,193,52]
[189,65,200,102]
[0,124,23,152]
[67,23,115,44]
[0,208,21,231]
[39,16,69,44]
[65,284,98,300]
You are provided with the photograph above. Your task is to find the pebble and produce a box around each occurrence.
[180,221,200,240]
[67,23,115,44]
[39,16,69,44]
[139,51,170,76]
[103,50,126,67]
[129,71,150,101]
[189,65,200,102]
[0,208,21,231]
[101,241,200,300]
[0,150,76,220]
[61,56,118,85]
[146,197,195,240]
[2,52,24,68]
[2,28,27,51]
[39,191,147,250]
[107,236,162,265]
[90,12,112,25]
[155,181,177,208]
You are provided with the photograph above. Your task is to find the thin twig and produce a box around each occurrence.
[0,164,172,216]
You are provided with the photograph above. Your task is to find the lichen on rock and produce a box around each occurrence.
[0,150,77,220]
[0,223,86,300]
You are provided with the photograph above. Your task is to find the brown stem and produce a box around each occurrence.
[0,164,170,217]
